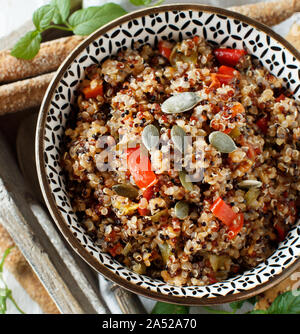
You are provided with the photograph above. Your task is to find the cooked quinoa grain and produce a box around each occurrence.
[62,37,300,286]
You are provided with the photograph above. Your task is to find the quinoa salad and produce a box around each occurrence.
[62,36,300,287]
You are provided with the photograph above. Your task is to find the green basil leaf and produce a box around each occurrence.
[267,290,300,314]
[249,309,268,314]
[0,248,11,272]
[33,4,56,30]
[0,296,7,314]
[129,0,152,6]
[10,30,42,60]
[151,302,189,314]
[52,0,70,22]
[230,300,246,313]
[68,4,127,36]
[230,296,257,313]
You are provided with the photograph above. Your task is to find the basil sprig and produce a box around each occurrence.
[0,248,25,314]
[10,0,164,60]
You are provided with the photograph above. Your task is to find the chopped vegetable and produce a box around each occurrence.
[215,73,234,85]
[142,186,154,201]
[158,242,172,264]
[275,94,286,102]
[274,222,286,242]
[138,206,149,216]
[127,147,158,189]
[213,65,239,85]
[210,197,237,227]
[209,254,231,272]
[122,242,132,256]
[174,201,189,220]
[229,126,241,138]
[150,209,168,223]
[214,48,247,66]
[210,197,244,239]
[245,187,260,208]
[211,103,245,134]
[218,65,236,76]
[108,242,123,257]
[82,81,103,99]
[256,116,269,134]
[158,40,173,59]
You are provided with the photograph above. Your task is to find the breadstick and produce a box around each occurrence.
[0,224,59,314]
[0,72,54,115]
[286,22,300,50]
[0,35,85,84]
[229,0,300,26]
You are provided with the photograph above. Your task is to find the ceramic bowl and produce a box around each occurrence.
[36,4,300,305]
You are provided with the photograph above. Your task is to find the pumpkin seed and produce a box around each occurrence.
[171,125,186,152]
[112,183,139,200]
[179,171,193,191]
[174,201,189,219]
[238,180,262,189]
[150,209,168,223]
[208,131,237,153]
[142,124,159,151]
[161,92,200,114]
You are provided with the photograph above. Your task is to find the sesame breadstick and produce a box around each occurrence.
[0,72,54,116]
[0,72,54,115]
[286,22,300,50]
[229,0,300,26]
[0,35,84,84]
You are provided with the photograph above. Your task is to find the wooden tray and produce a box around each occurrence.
[0,19,145,314]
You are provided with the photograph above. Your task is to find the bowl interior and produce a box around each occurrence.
[37,5,300,303]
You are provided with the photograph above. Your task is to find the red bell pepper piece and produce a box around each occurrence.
[142,186,154,201]
[256,116,269,134]
[214,48,247,66]
[210,197,237,226]
[210,197,244,239]
[193,35,200,44]
[218,65,236,76]
[108,242,123,257]
[158,40,173,60]
[138,186,154,216]
[274,223,286,242]
[209,73,221,89]
[210,65,238,86]
[275,94,286,102]
[127,147,158,189]
[138,207,149,216]
[207,271,218,284]
[82,82,103,99]
[216,73,234,85]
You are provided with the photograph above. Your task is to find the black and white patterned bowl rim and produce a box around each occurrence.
[38,5,300,300]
